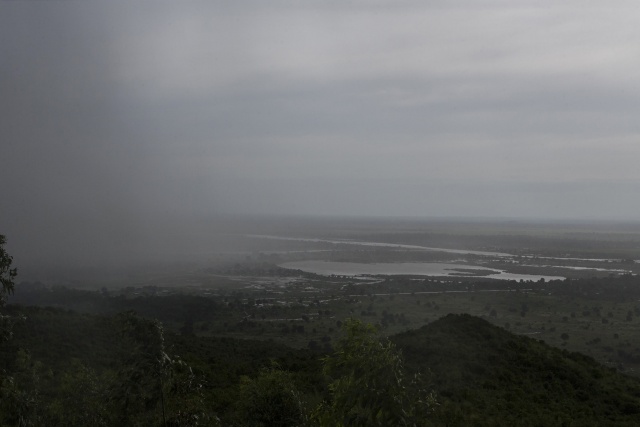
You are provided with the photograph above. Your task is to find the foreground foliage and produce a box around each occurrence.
[313,319,435,426]
[238,365,305,427]
[3,298,640,425]
[0,234,18,341]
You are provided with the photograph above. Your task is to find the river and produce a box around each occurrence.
[279,260,564,281]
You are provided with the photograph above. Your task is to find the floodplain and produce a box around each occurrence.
[15,217,640,376]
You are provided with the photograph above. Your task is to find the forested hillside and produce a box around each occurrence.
[3,302,640,426]
[395,314,640,426]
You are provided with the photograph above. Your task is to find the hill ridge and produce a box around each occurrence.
[393,313,640,426]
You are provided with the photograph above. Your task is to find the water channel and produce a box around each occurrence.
[279,260,565,281]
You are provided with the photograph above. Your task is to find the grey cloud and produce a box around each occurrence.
[2,1,640,273]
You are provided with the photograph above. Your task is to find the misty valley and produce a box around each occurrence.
[5,1,640,425]
[4,218,640,425]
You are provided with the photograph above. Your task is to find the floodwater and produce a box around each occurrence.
[279,260,564,282]
[251,234,633,280]
[248,235,512,257]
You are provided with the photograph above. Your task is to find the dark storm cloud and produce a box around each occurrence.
[2,1,640,270]
[1,3,156,265]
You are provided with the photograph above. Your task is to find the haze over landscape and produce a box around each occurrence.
[2,1,640,269]
[7,4,640,425]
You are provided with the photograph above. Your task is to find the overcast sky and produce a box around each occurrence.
[2,1,640,265]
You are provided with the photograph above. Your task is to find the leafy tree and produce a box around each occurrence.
[0,349,44,427]
[0,235,33,426]
[313,319,435,426]
[163,355,220,427]
[109,312,172,426]
[1,234,18,341]
[0,235,17,297]
[110,311,219,426]
[47,359,110,426]
[237,364,305,427]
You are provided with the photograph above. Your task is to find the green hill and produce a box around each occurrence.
[394,313,640,426]
[5,301,640,425]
